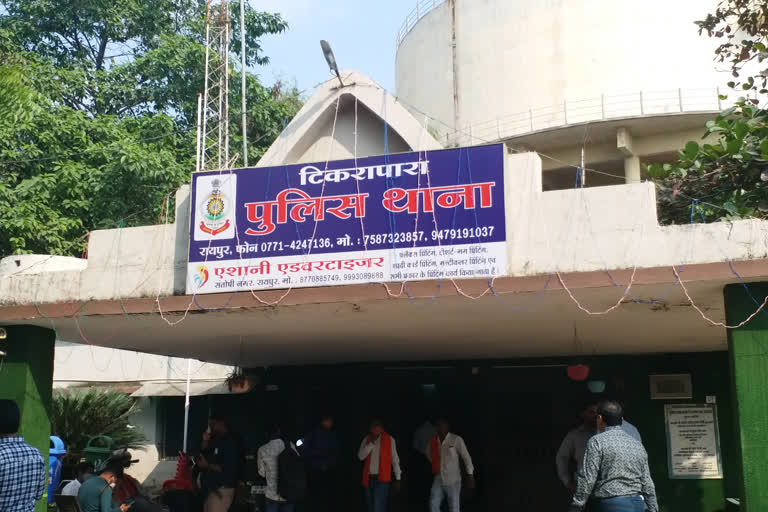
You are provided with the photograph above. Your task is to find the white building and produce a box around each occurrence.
[395,0,729,187]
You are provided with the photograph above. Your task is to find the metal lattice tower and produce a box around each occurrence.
[201,0,231,171]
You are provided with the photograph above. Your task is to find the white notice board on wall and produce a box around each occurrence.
[664,404,723,479]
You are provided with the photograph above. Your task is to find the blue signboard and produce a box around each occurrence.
[187,144,507,293]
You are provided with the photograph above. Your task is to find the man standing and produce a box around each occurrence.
[427,418,475,512]
[300,414,339,512]
[556,400,598,493]
[197,413,239,512]
[0,399,46,512]
[77,463,130,512]
[569,400,658,512]
[257,427,295,512]
[357,419,402,512]
[62,461,95,497]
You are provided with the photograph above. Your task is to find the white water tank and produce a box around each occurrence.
[395,0,725,140]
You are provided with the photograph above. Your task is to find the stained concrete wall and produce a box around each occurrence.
[258,72,443,168]
[395,3,455,133]
[53,342,232,384]
[290,96,411,164]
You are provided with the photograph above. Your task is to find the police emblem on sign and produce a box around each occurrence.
[199,178,232,236]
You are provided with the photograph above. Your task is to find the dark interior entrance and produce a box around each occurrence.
[178,361,597,511]
[164,352,739,512]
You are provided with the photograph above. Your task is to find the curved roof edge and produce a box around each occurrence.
[257,71,443,168]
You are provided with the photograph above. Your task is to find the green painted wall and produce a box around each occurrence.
[0,325,55,512]
[725,283,768,512]
[585,353,738,512]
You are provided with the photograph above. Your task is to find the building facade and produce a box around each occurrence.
[1,2,768,510]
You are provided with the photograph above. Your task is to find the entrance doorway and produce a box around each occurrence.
[200,363,586,511]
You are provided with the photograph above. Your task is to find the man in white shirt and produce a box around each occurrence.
[257,427,296,512]
[357,419,402,512]
[61,462,94,497]
[427,418,474,512]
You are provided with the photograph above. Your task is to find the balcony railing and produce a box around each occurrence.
[443,87,733,147]
[396,0,447,46]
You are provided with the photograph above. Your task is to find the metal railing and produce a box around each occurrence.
[444,87,732,147]
[396,0,447,46]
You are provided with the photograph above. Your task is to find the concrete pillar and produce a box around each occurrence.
[174,184,191,294]
[624,155,642,184]
[617,127,641,183]
[724,284,768,511]
[0,325,55,512]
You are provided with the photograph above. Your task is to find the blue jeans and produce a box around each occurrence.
[592,496,644,512]
[264,499,295,512]
[430,476,461,512]
[365,478,390,512]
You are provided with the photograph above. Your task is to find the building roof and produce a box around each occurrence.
[257,70,443,167]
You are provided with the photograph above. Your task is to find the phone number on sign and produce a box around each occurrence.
[363,226,496,246]
[298,272,385,284]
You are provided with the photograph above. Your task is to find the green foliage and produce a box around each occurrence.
[647,102,768,224]
[51,388,147,463]
[696,0,768,95]
[649,1,768,224]
[0,0,301,257]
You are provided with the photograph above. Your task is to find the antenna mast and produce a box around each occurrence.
[201,0,231,171]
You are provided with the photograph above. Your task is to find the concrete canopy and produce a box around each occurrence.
[4,72,768,368]
[2,261,768,367]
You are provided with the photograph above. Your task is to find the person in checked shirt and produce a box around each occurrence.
[0,399,46,512]
[569,400,658,512]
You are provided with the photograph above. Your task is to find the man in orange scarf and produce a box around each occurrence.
[427,418,474,512]
[357,419,402,512]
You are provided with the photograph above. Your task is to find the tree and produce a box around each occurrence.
[648,0,768,224]
[0,1,302,257]
[50,388,147,464]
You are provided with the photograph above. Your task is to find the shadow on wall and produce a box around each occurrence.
[135,459,178,494]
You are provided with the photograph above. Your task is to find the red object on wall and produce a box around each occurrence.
[567,364,590,381]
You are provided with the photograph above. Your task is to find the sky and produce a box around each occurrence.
[252,0,419,96]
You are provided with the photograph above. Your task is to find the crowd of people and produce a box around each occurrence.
[1,397,658,512]
[0,399,155,512]
[191,413,474,512]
